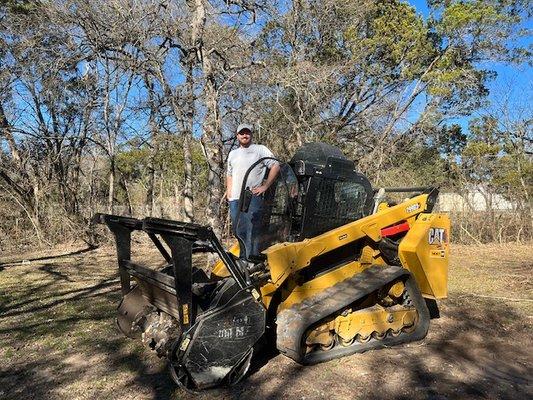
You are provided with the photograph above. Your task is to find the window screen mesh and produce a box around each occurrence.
[304,178,368,237]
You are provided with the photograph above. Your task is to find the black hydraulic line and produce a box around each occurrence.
[237,156,281,211]
[207,230,249,289]
[425,187,440,212]
[235,156,282,259]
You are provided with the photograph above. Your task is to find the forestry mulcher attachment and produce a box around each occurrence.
[96,143,449,390]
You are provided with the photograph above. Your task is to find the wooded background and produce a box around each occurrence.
[0,0,531,249]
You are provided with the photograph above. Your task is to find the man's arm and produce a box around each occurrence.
[226,175,232,200]
[251,162,280,195]
[225,152,233,200]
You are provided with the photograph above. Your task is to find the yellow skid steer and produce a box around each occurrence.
[97,142,449,389]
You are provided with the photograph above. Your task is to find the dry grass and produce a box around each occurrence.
[0,241,532,400]
[450,243,533,315]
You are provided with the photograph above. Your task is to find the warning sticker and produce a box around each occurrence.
[406,203,421,213]
[182,304,189,325]
[430,249,446,258]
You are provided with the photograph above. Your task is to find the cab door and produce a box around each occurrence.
[233,158,299,260]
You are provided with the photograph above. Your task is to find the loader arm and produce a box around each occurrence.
[263,189,439,289]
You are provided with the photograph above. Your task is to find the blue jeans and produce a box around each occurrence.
[229,196,264,258]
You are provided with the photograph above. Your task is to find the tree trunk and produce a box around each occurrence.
[516,157,533,234]
[159,170,165,217]
[122,177,133,215]
[173,183,182,220]
[191,0,224,233]
[180,59,196,223]
[107,158,115,214]
[0,103,21,166]
[200,58,225,234]
[182,135,194,222]
[31,180,43,245]
[145,75,158,218]
[147,164,156,217]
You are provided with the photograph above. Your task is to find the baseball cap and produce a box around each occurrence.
[236,123,253,134]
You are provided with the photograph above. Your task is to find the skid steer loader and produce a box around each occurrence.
[96,142,449,390]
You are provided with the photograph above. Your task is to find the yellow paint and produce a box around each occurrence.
[398,213,450,298]
[388,281,405,298]
[377,202,389,212]
[210,242,239,278]
[214,192,448,332]
[359,245,375,265]
[264,193,432,290]
[305,305,418,344]
[334,306,417,341]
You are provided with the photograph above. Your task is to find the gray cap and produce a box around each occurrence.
[236,123,253,134]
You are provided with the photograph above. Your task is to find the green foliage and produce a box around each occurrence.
[460,117,501,187]
[431,0,529,63]
[399,144,448,186]
[116,147,150,180]
[494,153,533,195]
[440,1,510,31]
[345,0,436,82]
[0,0,39,15]
[115,135,209,208]
[435,124,468,157]
[459,115,532,212]
[426,0,528,109]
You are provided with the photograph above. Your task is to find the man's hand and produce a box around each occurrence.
[252,185,268,195]
[252,162,280,196]
[226,175,232,201]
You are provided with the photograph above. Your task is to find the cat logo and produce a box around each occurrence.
[428,228,447,244]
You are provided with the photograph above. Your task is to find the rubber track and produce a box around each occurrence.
[276,264,430,364]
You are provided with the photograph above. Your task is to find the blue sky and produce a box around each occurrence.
[407,0,532,131]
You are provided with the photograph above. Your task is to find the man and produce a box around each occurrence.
[226,123,280,258]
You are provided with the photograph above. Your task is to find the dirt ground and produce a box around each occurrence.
[0,240,532,400]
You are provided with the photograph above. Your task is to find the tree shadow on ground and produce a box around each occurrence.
[0,285,175,400]
[358,297,532,400]
[214,297,532,400]
[0,336,175,400]
[0,274,119,318]
[2,254,531,400]
[4,293,531,400]
[0,246,97,269]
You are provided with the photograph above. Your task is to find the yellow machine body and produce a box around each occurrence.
[398,213,450,299]
[211,242,237,278]
[209,192,449,352]
[260,193,449,307]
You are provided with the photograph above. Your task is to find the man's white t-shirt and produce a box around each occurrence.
[227,144,275,201]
